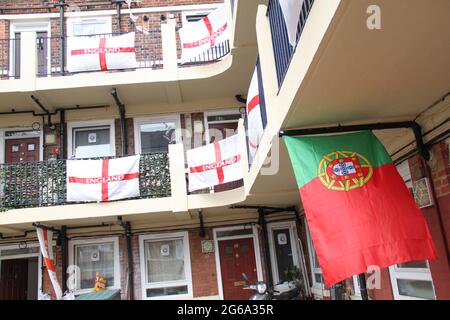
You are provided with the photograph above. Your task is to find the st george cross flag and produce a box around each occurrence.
[279,0,305,47]
[67,155,140,202]
[284,131,437,286]
[246,63,267,163]
[187,134,243,192]
[179,5,229,63]
[36,227,63,300]
[67,32,137,72]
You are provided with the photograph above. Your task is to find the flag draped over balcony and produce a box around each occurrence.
[246,60,267,163]
[283,131,437,286]
[66,155,140,202]
[179,5,229,63]
[279,0,305,46]
[67,32,137,72]
[36,227,63,300]
[187,134,243,192]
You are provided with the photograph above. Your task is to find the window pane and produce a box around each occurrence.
[273,228,294,283]
[314,273,324,284]
[74,127,111,158]
[216,228,253,238]
[397,279,435,299]
[0,247,39,257]
[75,242,115,290]
[140,122,176,154]
[145,239,185,283]
[73,21,109,36]
[146,285,188,298]
[397,261,428,269]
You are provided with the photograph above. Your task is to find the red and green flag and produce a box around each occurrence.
[284,131,437,286]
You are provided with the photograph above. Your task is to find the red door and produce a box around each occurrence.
[219,238,258,300]
[5,138,40,163]
[0,259,29,300]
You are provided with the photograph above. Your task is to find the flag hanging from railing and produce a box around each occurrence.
[246,60,267,163]
[279,0,305,46]
[67,32,137,72]
[36,227,63,300]
[179,5,229,63]
[187,134,243,192]
[67,155,140,202]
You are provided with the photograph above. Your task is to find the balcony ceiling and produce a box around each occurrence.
[284,0,450,135]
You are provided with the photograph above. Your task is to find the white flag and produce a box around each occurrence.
[187,134,243,192]
[67,155,140,202]
[67,32,137,72]
[279,0,305,47]
[179,5,229,63]
[36,227,63,300]
[246,66,265,163]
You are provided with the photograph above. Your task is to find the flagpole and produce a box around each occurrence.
[357,273,369,300]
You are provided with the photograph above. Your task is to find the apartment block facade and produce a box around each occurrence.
[0,0,449,301]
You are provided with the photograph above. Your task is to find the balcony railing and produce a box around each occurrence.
[0,152,170,210]
[179,40,231,67]
[268,0,315,88]
[0,37,19,79]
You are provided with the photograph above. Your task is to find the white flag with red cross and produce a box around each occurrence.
[279,0,305,47]
[179,5,229,63]
[246,65,266,163]
[187,134,243,192]
[67,32,137,72]
[36,227,63,300]
[66,155,140,202]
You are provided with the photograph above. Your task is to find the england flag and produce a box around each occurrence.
[179,5,229,63]
[246,62,267,163]
[67,32,137,72]
[36,227,63,300]
[67,155,140,202]
[187,134,243,192]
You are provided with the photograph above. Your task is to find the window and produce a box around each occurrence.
[134,115,181,154]
[69,237,120,293]
[68,17,112,36]
[139,232,192,299]
[204,110,241,144]
[389,262,435,300]
[305,222,324,287]
[68,120,115,159]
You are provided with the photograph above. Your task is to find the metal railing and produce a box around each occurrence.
[268,0,315,88]
[179,40,231,66]
[37,31,163,77]
[0,152,171,210]
[0,37,20,79]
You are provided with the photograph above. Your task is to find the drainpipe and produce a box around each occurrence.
[117,217,134,300]
[258,207,273,288]
[114,0,122,33]
[60,226,68,293]
[59,109,65,159]
[111,88,127,156]
[56,0,66,75]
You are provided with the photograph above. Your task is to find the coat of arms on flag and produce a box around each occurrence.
[187,134,243,192]
[179,5,229,63]
[67,32,137,72]
[246,60,267,163]
[67,155,140,202]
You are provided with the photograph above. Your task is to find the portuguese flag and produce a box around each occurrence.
[284,131,437,286]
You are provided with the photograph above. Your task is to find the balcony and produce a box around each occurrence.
[0,152,170,210]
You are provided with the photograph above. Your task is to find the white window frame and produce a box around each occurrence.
[139,231,192,300]
[267,221,301,288]
[133,114,182,155]
[0,242,43,299]
[9,20,51,77]
[67,119,116,159]
[68,236,120,295]
[181,10,212,26]
[305,220,324,289]
[203,109,242,144]
[213,225,264,300]
[67,15,112,37]
[388,263,435,300]
[0,126,44,163]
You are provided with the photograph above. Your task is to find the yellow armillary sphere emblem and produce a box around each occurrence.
[318,151,373,191]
